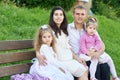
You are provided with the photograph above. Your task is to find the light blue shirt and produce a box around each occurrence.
[68,22,85,55]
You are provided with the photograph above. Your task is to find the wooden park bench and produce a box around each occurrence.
[0,40,79,80]
[0,40,35,78]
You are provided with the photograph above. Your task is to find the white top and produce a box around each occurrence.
[40,44,61,67]
[54,31,73,61]
[68,22,101,55]
[54,31,88,77]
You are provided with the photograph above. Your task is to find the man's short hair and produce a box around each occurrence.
[72,5,87,14]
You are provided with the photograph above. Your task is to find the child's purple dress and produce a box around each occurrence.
[11,73,49,80]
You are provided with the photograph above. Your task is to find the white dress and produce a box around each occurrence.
[29,44,74,80]
[54,31,88,77]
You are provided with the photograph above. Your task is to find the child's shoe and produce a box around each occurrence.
[112,77,120,80]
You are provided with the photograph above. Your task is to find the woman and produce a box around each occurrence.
[37,6,88,80]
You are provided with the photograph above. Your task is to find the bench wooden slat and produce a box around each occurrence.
[0,51,36,64]
[0,40,33,51]
[0,63,32,77]
[0,40,36,78]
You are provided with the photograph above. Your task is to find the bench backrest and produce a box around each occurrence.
[0,40,36,77]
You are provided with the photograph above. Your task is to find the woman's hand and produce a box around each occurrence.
[79,58,87,66]
[36,51,47,66]
[38,55,47,65]
[73,53,86,66]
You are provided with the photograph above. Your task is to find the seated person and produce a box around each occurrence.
[68,5,110,80]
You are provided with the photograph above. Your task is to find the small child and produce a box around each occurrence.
[29,25,74,80]
[79,17,119,80]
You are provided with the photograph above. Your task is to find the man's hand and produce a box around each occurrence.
[91,51,101,60]
[87,49,95,57]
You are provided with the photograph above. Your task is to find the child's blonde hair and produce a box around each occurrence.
[86,17,98,28]
[34,25,56,52]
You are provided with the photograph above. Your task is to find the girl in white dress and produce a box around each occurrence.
[29,26,74,80]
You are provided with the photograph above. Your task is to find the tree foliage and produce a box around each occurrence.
[92,0,120,18]
[12,0,75,11]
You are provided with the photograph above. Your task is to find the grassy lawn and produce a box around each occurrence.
[0,2,120,80]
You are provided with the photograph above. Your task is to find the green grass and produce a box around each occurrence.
[0,2,120,80]
[97,15,120,76]
[0,2,50,40]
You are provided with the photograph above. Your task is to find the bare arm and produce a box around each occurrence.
[73,53,86,66]
[36,51,47,65]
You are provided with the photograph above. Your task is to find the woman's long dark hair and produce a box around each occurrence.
[49,6,68,37]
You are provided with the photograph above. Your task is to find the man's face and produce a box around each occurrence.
[73,8,86,24]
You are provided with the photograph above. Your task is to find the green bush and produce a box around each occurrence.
[12,0,75,11]
[102,0,120,9]
[92,1,118,19]
[103,0,120,18]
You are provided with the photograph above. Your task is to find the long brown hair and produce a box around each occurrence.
[34,25,56,52]
[49,6,68,38]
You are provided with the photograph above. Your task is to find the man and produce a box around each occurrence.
[68,5,110,80]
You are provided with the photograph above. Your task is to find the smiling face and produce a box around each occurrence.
[53,10,64,27]
[73,8,86,24]
[42,32,53,46]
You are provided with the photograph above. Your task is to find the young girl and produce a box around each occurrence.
[29,25,74,80]
[79,17,119,80]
